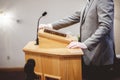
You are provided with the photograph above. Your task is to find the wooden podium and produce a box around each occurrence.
[23,29,83,80]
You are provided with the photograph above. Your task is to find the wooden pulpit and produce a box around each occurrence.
[23,29,83,80]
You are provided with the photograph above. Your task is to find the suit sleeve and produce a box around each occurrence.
[83,0,114,51]
[51,11,81,30]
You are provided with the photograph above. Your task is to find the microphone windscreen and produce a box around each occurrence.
[42,12,47,16]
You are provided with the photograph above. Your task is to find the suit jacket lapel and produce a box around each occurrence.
[82,0,94,24]
[80,2,88,26]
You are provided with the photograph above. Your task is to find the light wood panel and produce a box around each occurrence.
[23,41,83,80]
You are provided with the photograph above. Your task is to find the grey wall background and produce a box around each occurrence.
[0,0,119,68]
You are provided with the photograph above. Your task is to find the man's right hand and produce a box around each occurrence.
[39,24,53,29]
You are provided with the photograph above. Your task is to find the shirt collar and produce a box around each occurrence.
[87,0,90,3]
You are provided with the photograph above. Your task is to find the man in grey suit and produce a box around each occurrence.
[39,0,115,79]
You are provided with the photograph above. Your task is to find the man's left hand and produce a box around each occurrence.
[67,41,87,49]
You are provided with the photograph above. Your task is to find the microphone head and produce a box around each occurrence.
[42,11,47,16]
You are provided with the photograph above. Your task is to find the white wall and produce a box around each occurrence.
[114,0,120,56]
[0,0,119,68]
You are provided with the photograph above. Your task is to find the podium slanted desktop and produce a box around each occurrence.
[23,29,83,80]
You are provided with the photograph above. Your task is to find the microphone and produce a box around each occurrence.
[35,11,47,45]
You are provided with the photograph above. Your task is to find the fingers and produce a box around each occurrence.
[39,24,52,29]
[39,24,47,29]
[67,42,79,49]
[67,41,87,49]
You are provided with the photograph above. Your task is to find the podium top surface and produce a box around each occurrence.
[23,41,83,57]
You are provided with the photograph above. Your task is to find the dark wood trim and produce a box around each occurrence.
[0,67,24,72]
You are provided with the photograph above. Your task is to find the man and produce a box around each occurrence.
[39,0,115,79]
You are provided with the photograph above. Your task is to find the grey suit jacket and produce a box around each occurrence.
[52,0,115,65]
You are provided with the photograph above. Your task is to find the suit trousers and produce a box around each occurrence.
[82,60,114,80]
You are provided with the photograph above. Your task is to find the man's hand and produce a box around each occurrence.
[67,41,87,49]
[39,24,53,29]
